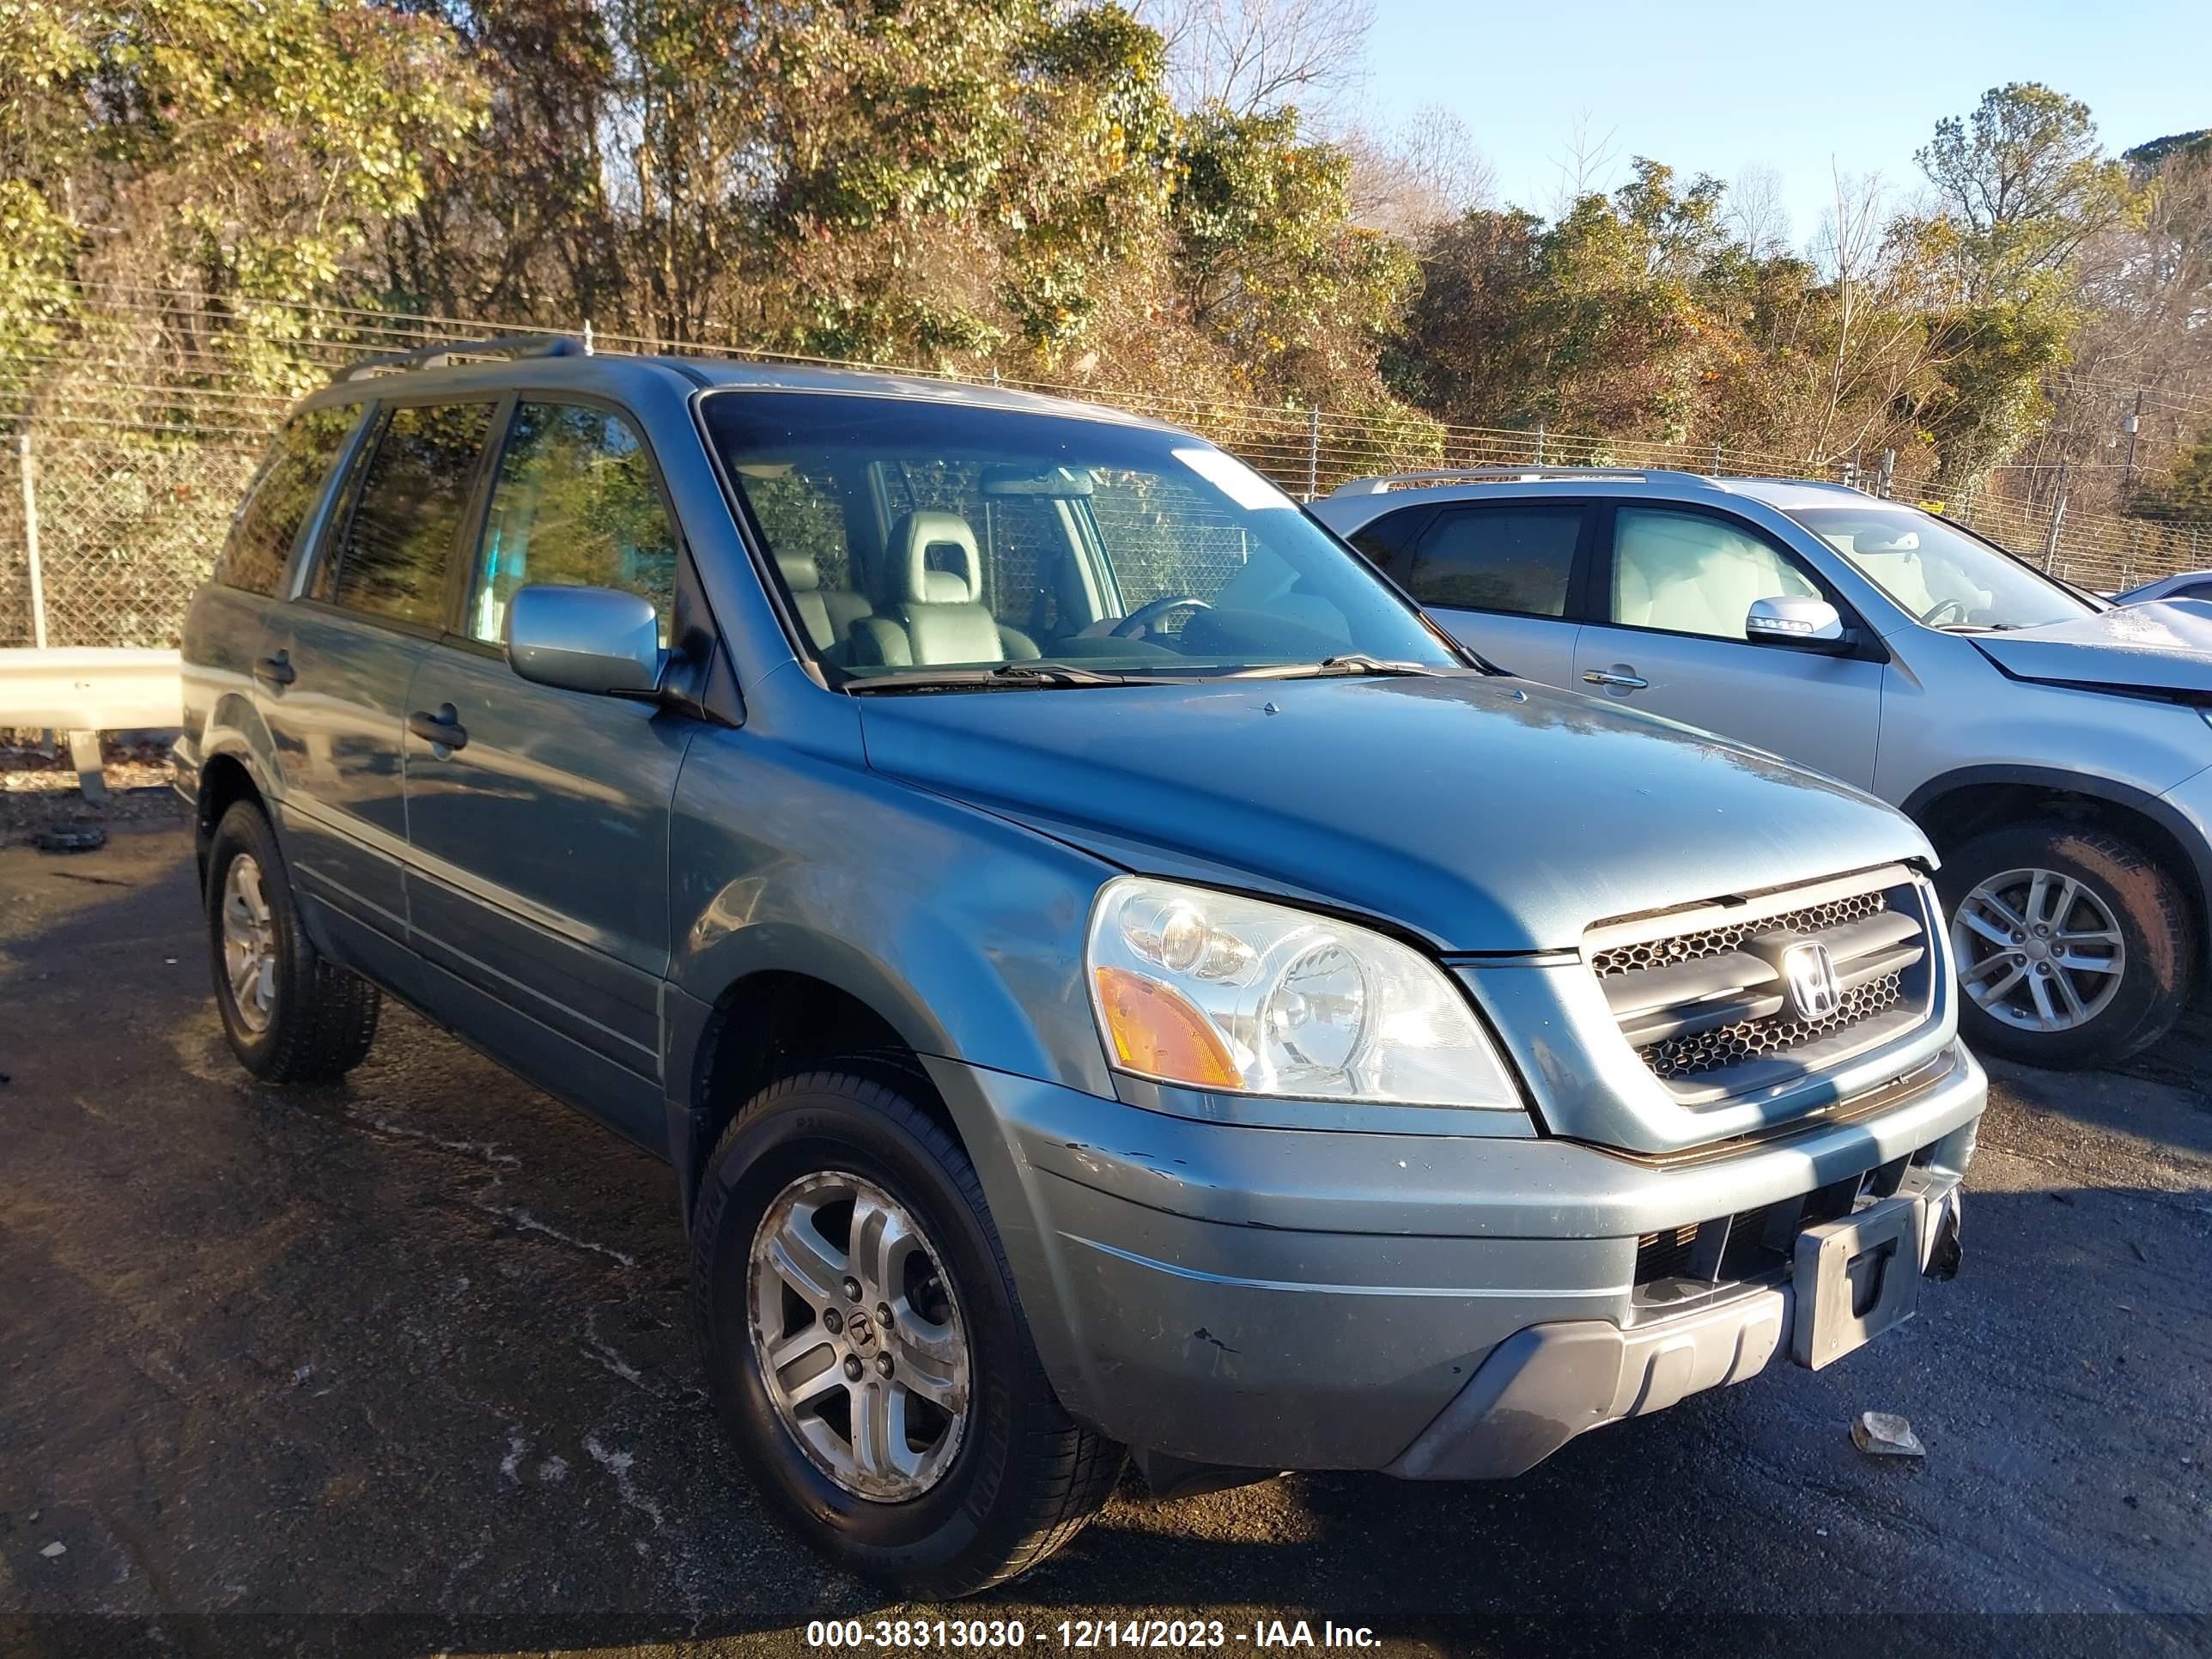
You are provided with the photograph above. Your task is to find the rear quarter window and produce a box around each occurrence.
[214,404,360,597]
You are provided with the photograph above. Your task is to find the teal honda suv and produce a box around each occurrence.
[177,338,1983,1595]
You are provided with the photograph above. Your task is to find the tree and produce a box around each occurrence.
[1726,164,1791,258]
[5,0,484,403]
[1133,0,1373,115]
[1392,161,1743,443]
[1904,85,2138,491]
[1342,106,1496,238]
[2132,424,2212,522]
[1916,82,2131,298]
[1170,106,1416,404]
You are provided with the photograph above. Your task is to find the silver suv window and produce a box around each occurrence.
[1611,507,1820,641]
[1398,505,1583,617]
[1786,504,2093,631]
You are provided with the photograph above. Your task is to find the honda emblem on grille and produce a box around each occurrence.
[1781,940,1842,1021]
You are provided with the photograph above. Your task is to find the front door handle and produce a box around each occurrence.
[408,703,468,753]
[253,651,295,689]
[1583,668,1650,691]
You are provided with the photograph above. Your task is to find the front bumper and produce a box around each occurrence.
[929,1044,1984,1476]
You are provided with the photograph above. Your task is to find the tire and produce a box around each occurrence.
[205,799,380,1083]
[1937,819,2197,1070]
[691,1071,1122,1598]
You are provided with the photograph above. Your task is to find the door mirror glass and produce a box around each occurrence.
[1746,595,1847,645]
[505,584,665,696]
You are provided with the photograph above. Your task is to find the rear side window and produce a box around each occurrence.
[215,405,358,596]
[324,401,495,627]
[1341,505,1432,575]
[465,402,678,644]
[1402,505,1583,617]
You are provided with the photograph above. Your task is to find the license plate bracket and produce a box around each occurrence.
[1790,1194,1923,1370]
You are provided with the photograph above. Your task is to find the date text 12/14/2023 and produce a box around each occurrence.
[805,1618,1384,1649]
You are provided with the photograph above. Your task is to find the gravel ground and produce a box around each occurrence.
[1,814,2208,1658]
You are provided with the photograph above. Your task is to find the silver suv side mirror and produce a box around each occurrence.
[505,584,665,696]
[1746,595,1848,647]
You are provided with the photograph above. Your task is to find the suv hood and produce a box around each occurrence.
[855,675,1929,953]
[1971,601,2212,696]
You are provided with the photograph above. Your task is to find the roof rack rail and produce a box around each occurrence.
[333,334,587,385]
[1327,465,1723,496]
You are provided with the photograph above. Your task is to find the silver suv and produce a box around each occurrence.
[1314,468,2212,1070]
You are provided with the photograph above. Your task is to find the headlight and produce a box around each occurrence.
[1085,876,1522,1109]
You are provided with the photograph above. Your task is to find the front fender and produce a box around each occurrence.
[666,726,1119,1097]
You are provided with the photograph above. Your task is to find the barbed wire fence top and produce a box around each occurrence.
[4,283,2208,650]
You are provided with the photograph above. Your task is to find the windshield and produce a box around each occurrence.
[702,391,1460,684]
[1784,504,2094,632]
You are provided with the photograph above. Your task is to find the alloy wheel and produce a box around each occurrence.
[1952,866,2125,1034]
[747,1170,971,1502]
[221,854,277,1033]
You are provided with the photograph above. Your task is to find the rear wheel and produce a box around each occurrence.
[1939,820,2196,1070]
[691,1071,1121,1597]
[205,800,380,1082]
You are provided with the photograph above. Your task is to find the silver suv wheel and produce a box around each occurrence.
[1953,866,2125,1033]
[747,1170,971,1502]
[220,854,277,1033]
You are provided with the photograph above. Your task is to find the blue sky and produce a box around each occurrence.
[1361,0,2210,247]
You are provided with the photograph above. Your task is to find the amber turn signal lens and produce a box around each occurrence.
[1093,966,1243,1090]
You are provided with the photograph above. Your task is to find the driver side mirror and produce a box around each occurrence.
[505,584,666,696]
[1746,595,1853,652]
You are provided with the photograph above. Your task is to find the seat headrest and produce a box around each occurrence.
[890,510,982,605]
[775,552,821,593]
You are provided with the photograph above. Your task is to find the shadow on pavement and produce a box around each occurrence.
[2,828,2208,1656]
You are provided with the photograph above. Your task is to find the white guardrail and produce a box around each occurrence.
[0,647,183,799]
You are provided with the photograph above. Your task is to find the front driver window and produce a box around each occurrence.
[1612,507,1820,641]
[704,391,1456,680]
[468,402,678,646]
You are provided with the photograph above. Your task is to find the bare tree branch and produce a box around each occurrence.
[1133,0,1375,115]
[1342,104,1496,236]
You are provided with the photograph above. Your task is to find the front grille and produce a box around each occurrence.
[1587,869,1936,1095]
[1589,890,1887,977]
[1642,974,1903,1080]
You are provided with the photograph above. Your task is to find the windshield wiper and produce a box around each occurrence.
[844,661,1173,693]
[1218,654,1453,681]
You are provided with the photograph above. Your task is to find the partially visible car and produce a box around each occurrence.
[2114,569,2212,607]
[1313,467,2212,1071]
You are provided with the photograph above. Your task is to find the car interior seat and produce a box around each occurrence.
[776,551,875,660]
[1615,514,1815,639]
[850,510,1041,666]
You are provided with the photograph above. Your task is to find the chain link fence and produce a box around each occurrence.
[3,434,264,648]
[4,291,2210,646]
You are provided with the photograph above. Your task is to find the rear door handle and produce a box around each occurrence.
[253,651,295,689]
[1582,668,1650,691]
[408,703,468,753]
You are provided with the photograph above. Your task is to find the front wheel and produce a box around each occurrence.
[1939,820,2197,1070]
[691,1072,1122,1597]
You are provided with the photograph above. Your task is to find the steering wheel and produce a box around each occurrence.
[1109,595,1211,639]
[1919,597,1968,627]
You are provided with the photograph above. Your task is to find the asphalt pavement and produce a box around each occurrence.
[2,814,2209,1657]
